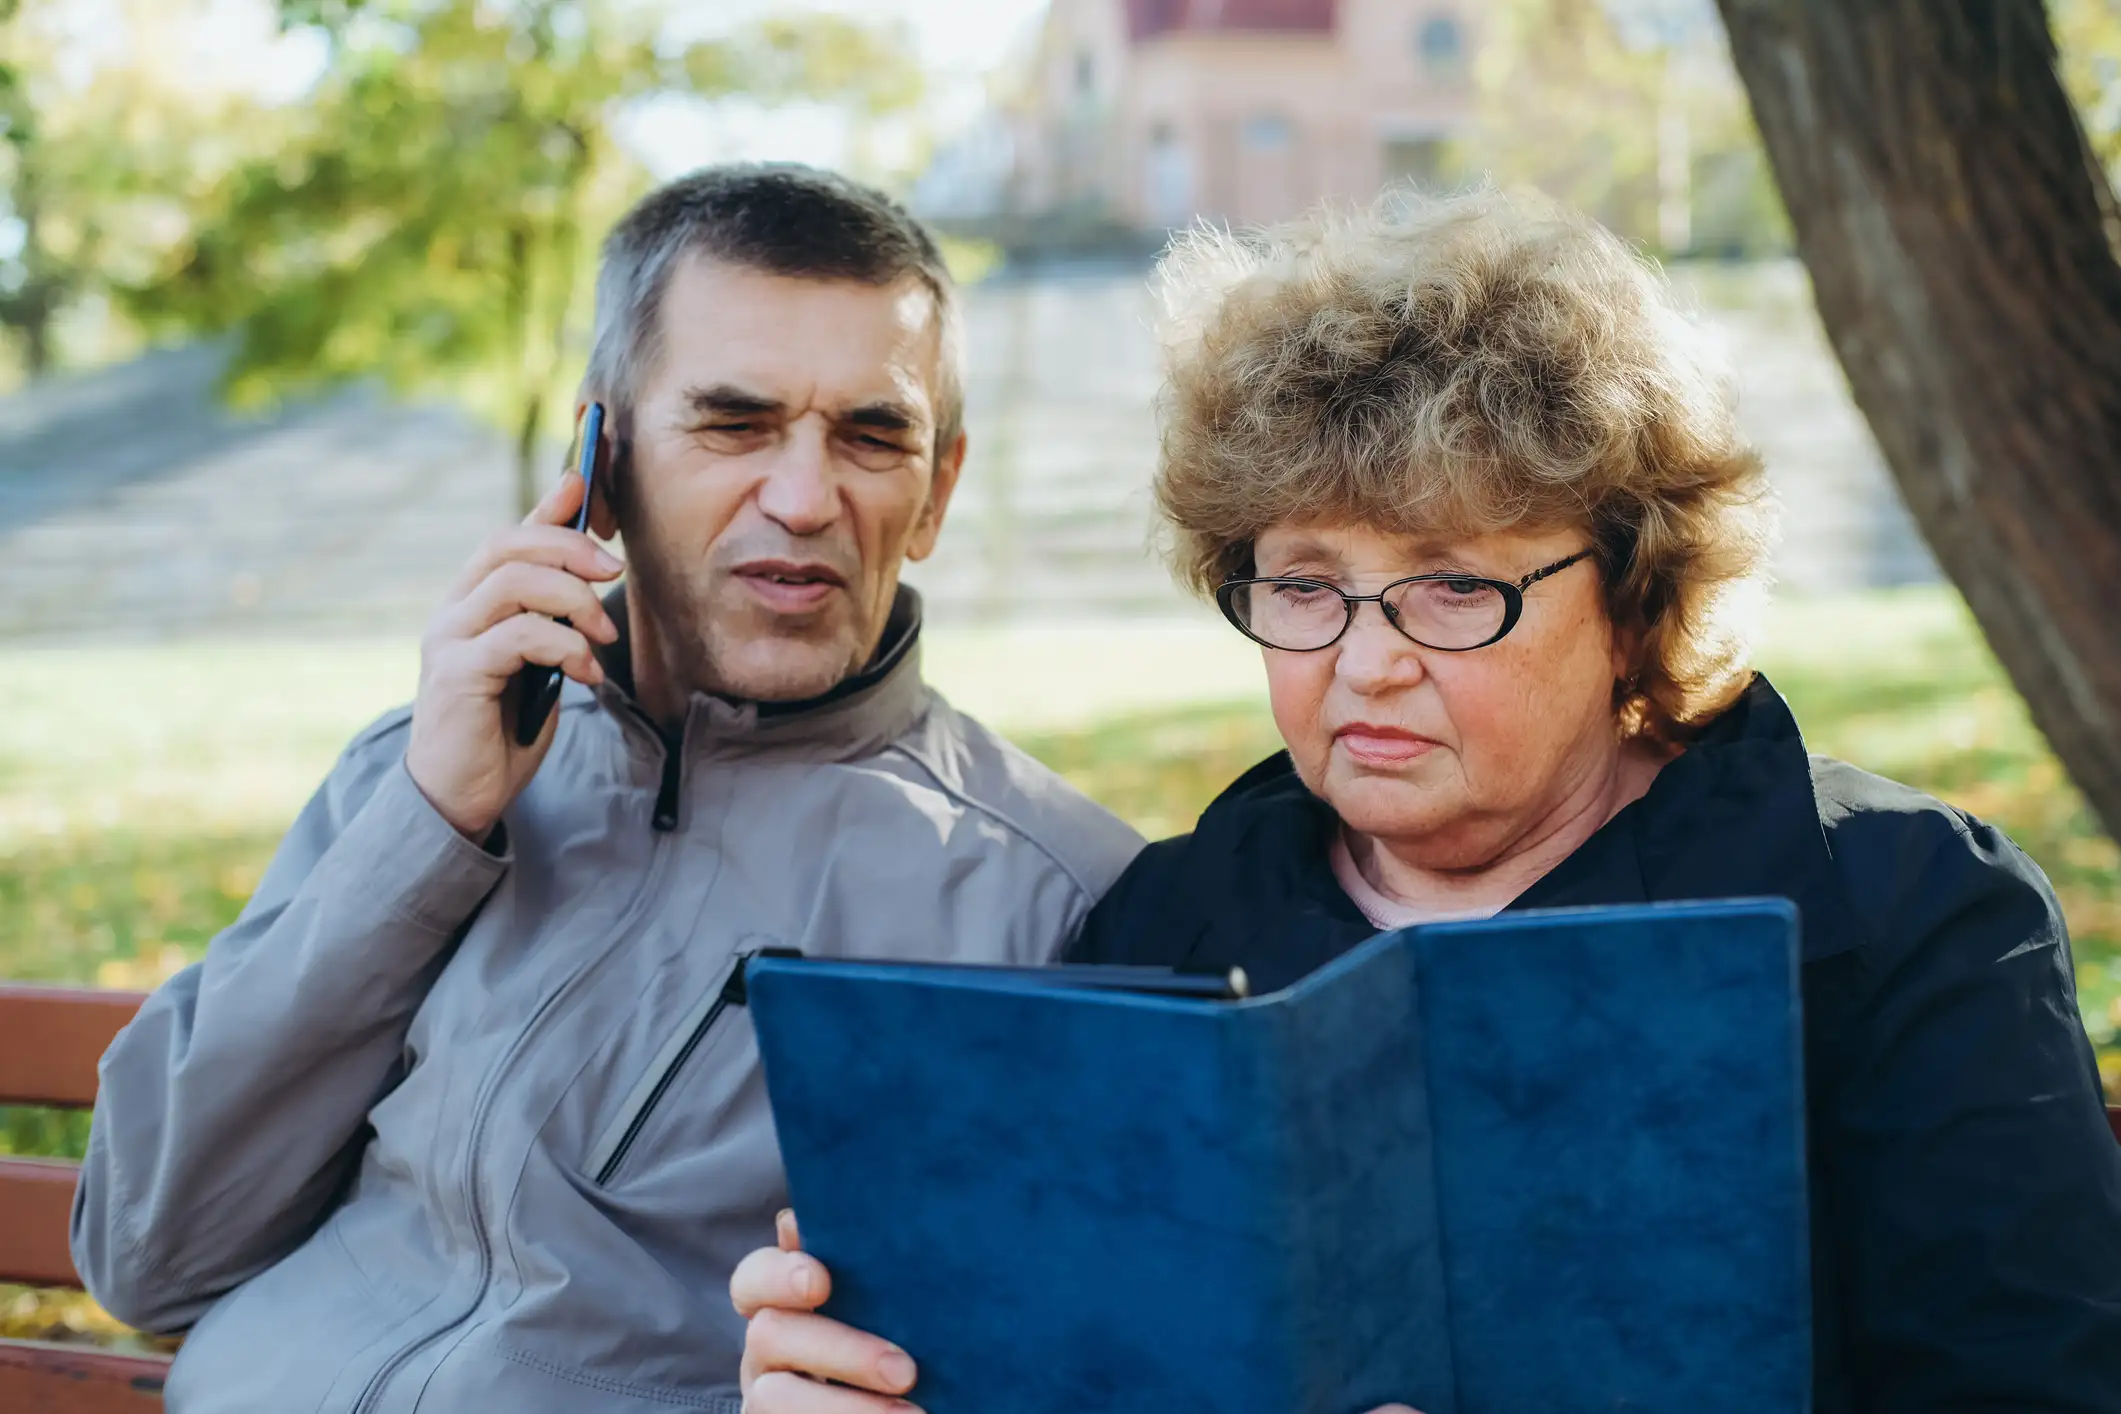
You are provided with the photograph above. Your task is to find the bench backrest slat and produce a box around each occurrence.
[0,1158,89,1288]
[0,987,147,1109]
[0,985,166,1412]
[0,1339,168,1410]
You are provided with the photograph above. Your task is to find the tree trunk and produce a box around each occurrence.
[11,158,57,378]
[1713,0,2121,838]
[502,218,541,517]
[20,300,51,377]
[512,137,590,519]
[513,385,545,518]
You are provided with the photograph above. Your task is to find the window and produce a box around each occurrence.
[1418,15,1464,76]
[1242,114,1293,151]
[1144,123,1194,228]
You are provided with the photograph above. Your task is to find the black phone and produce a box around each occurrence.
[507,401,606,747]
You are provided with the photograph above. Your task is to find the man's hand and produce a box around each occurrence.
[730,1211,1424,1414]
[405,471,623,841]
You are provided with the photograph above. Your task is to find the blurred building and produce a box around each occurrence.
[1008,0,1478,234]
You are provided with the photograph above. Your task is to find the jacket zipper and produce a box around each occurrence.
[651,733,682,832]
[592,960,739,1186]
[593,947,796,1185]
[348,728,684,1414]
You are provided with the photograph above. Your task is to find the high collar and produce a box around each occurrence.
[1510,675,1800,910]
[589,583,930,763]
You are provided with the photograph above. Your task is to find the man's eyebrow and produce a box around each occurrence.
[840,401,922,434]
[683,385,784,419]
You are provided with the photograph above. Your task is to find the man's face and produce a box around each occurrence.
[611,256,963,703]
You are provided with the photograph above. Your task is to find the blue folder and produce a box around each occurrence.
[748,899,1810,1414]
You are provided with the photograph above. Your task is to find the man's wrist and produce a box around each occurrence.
[402,751,501,846]
[321,759,512,935]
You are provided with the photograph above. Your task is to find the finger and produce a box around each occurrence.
[732,1246,831,1318]
[526,469,587,528]
[442,561,619,644]
[778,1209,802,1252]
[456,614,603,689]
[746,1308,917,1398]
[747,1369,920,1414]
[447,523,622,602]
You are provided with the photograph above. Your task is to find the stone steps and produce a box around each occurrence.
[0,262,1936,643]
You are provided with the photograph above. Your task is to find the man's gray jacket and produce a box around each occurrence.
[71,590,1143,1412]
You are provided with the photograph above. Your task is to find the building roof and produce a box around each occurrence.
[1123,0,1337,42]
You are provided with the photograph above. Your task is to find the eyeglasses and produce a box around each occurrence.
[1216,549,1599,653]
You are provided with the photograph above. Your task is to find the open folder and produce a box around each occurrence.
[747,899,1810,1414]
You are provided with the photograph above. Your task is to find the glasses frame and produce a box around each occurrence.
[1215,548,1599,654]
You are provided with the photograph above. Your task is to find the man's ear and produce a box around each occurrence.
[906,430,968,564]
[588,441,623,541]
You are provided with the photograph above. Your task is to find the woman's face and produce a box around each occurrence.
[1253,520,1628,871]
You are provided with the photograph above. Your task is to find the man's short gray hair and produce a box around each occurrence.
[586,163,965,459]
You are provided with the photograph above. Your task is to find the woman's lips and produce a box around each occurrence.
[1333,726,1440,766]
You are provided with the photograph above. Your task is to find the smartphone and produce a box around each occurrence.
[507,401,606,747]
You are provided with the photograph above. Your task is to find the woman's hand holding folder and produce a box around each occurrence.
[729,1211,1425,1414]
[734,1211,922,1412]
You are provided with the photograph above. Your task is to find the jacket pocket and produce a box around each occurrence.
[587,942,774,1186]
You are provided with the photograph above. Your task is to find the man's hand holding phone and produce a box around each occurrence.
[405,466,623,843]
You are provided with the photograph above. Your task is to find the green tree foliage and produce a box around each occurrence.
[128,1,923,512]
[1470,0,1663,240]
[2053,0,2121,180]
[1467,0,1787,257]
[0,0,264,379]
[1468,0,2116,260]
[0,0,45,374]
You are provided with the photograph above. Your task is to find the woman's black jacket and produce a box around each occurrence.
[1070,676,2121,1412]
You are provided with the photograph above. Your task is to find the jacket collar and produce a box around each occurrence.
[1509,677,1798,912]
[590,583,929,763]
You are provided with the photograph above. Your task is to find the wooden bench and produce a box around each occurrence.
[0,984,165,1412]
[0,981,2117,1412]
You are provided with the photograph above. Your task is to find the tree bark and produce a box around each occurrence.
[1713,0,2121,837]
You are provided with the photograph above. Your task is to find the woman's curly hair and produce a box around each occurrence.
[1152,187,1777,742]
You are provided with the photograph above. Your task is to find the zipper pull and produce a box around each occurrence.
[723,947,804,1007]
[651,742,682,832]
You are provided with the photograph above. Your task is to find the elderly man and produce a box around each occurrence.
[71,164,1143,1412]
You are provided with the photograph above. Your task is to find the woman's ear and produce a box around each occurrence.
[1609,615,1647,692]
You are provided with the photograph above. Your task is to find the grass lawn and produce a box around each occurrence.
[1,587,2117,1339]
[2,589,2116,1078]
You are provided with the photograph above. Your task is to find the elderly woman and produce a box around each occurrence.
[731,192,2121,1413]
